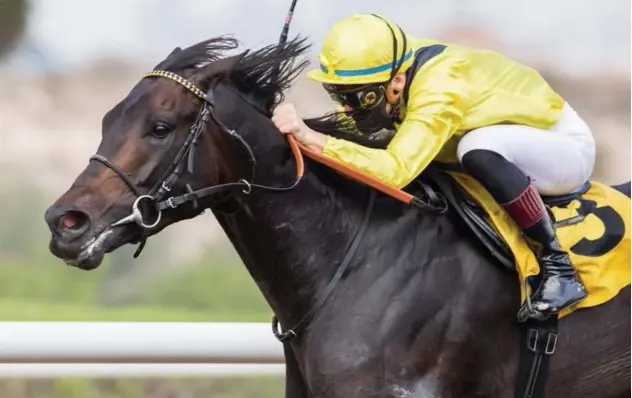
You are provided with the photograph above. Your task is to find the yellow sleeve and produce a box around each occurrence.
[322,55,470,189]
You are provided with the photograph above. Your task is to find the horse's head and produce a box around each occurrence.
[44,35,310,270]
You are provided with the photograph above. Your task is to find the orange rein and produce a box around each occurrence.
[285,134,415,206]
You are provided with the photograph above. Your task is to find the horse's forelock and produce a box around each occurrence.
[153,35,241,73]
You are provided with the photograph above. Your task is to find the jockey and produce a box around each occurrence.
[271,13,595,320]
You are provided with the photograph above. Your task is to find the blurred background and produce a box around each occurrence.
[0,0,629,397]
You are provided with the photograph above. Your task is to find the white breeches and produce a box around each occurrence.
[457,102,596,196]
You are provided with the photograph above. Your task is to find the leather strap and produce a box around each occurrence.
[272,187,377,341]
[514,316,559,398]
[90,154,142,197]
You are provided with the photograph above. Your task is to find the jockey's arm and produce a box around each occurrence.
[321,57,470,189]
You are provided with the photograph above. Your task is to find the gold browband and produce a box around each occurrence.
[143,70,206,99]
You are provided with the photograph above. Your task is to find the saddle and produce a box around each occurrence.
[420,165,595,271]
[418,163,631,317]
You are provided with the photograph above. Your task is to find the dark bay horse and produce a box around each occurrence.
[44,36,630,397]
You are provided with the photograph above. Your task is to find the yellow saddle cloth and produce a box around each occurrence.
[448,172,631,319]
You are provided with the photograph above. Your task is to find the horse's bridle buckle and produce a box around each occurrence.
[167,197,177,209]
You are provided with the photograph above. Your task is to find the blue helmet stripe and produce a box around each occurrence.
[320,50,413,77]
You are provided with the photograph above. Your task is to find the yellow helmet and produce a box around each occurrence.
[307,13,413,86]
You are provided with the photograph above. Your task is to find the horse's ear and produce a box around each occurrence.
[153,47,183,69]
[169,47,183,56]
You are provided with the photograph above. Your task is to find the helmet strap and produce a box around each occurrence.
[369,14,408,83]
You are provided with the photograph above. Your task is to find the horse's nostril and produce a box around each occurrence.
[57,210,90,234]
[61,212,80,229]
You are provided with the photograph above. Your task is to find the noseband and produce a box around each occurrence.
[89,69,305,256]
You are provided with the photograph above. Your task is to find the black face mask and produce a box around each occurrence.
[325,83,401,135]
[351,97,401,135]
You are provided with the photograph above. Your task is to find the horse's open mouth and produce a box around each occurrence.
[58,225,141,270]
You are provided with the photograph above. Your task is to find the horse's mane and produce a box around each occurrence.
[154,34,391,149]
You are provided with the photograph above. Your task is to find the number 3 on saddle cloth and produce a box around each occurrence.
[448,172,631,318]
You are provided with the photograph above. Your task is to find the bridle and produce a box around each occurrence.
[89,69,305,256]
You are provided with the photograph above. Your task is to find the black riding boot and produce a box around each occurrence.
[504,183,587,320]
[461,149,587,321]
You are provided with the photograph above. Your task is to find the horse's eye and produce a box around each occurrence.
[151,123,172,138]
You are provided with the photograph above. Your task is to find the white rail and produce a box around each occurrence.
[0,322,284,364]
[0,364,285,378]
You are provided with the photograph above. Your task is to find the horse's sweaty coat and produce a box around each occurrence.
[450,172,631,318]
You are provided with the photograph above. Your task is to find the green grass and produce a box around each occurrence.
[0,247,273,322]
[0,377,285,398]
[0,247,273,321]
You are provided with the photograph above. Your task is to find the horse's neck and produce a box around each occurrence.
[201,99,375,326]
[211,175,367,327]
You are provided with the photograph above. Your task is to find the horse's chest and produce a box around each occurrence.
[303,343,446,398]
[389,367,443,397]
